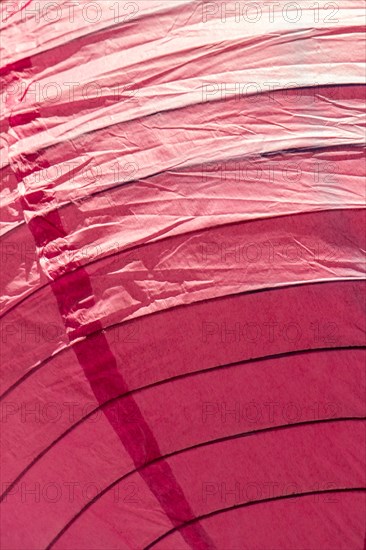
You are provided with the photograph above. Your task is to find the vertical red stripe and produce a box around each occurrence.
[14,146,214,547]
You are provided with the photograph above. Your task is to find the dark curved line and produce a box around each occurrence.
[1,141,364,248]
[0,219,26,238]
[28,79,366,146]
[2,345,364,502]
[64,141,366,202]
[2,142,365,242]
[0,279,50,321]
[1,203,364,322]
[144,487,366,550]
[44,417,365,550]
[1,277,364,401]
